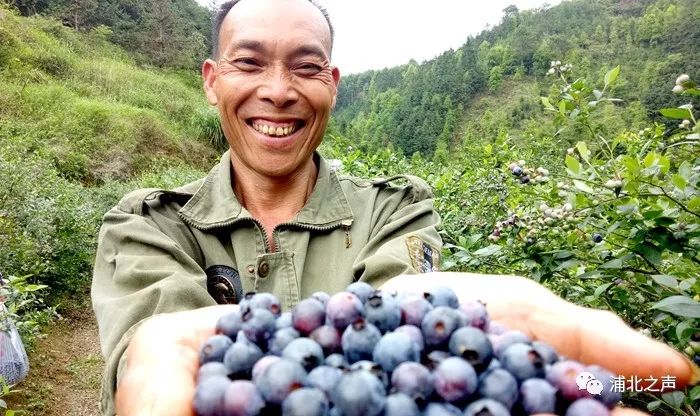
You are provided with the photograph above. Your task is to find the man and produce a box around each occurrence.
[92,0,699,415]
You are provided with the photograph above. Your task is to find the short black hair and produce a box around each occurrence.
[211,0,334,59]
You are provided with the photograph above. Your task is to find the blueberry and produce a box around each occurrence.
[241,307,276,348]
[518,377,557,414]
[197,361,229,382]
[254,358,308,405]
[383,392,420,416]
[458,299,489,331]
[193,375,230,416]
[268,327,300,356]
[251,355,281,385]
[282,387,329,416]
[215,311,243,339]
[448,326,493,373]
[365,291,402,333]
[275,311,293,330]
[326,291,364,330]
[512,166,523,176]
[477,368,518,409]
[422,402,462,416]
[222,380,265,416]
[532,340,559,364]
[399,294,434,327]
[372,332,419,373]
[593,233,603,243]
[349,360,389,388]
[282,337,325,372]
[341,319,382,364]
[199,334,233,364]
[433,356,478,403]
[390,361,434,401]
[345,281,375,304]
[330,370,386,416]
[463,398,510,416]
[223,336,264,379]
[310,291,331,307]
[500,343,546,382]
[423,349,451,370]
[546,360,591,401]
[586,365,622,408]
[248,293,281,316]
[490,329,531,358]
[394,324,425,352]
[424,286,459,308]
[292,298,326,336]
[309,324,341,356]
[324,353,348,369]
[306,365,343,398]
[520,175,531,184]
[565,398,611,416]
[421,306,462,349]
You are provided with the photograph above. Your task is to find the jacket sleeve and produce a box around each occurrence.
[352,175,443,288]
[91,190,215,416]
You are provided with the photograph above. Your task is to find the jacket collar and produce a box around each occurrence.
[178,150,353,230]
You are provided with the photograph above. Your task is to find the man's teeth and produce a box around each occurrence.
[253,123,297,137]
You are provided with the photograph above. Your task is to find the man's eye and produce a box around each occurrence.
[232,58,261,70]
[295,63,322,75]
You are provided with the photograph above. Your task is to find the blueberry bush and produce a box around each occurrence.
[323,67,700,414]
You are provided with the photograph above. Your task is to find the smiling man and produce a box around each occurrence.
[92,0,442,414]
[92,0,698,414]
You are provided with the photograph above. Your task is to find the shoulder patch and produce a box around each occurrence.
[405,236,440,273]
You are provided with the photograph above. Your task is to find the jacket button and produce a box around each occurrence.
[246,265,255,275]
[258,261,270,277]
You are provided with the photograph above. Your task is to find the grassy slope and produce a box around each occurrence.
[0,6,218,184]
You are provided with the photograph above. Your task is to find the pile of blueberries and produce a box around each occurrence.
[193,283,620,415]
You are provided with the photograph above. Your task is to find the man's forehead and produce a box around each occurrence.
[220,0,332,55]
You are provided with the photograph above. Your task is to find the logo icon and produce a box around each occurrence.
[576,371,603,395]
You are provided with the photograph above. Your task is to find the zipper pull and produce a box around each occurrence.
[343,224,352,248]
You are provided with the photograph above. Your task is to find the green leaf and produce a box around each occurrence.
[660,108,692,120]
[593,283,613,298]
[593,89,603,100]
[635,242,662,265]
[661,390,685,409]
[652,296,700,318]
[680,278,696,292]
[540,96,555,111]
[689,385,700,401]
[565,155,581,176]
[472,245,502,257]
[689,197,700,211]
[646,401,662,412]
[575,142,590,163]
[573,180,595,194]
[559,100,567,117]
[600,258,624,269]
[604,66,620,87]
[651,274,678,289]
[671,174,687,190]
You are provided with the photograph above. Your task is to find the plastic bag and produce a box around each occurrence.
[0,303,29,386]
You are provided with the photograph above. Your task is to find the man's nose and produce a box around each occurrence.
[257,66,299,108]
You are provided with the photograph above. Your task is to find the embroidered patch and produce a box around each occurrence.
[205,265,243,305]
[406,236,440,273]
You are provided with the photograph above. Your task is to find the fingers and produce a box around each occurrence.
[534,408,649,416]
[116,305,239,416]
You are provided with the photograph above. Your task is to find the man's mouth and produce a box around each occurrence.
[249,119,304,138]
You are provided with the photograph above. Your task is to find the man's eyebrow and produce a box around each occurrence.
[227,40,266,53]
[288,45,328,61]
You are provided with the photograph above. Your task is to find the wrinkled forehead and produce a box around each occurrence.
[220,0,332,57]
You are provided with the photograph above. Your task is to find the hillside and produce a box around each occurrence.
[333,0,700,158]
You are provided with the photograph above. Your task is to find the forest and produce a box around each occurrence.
[0,0,699,414]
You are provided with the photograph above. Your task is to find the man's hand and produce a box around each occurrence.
[381,272,700,414]
[115,305,238,416]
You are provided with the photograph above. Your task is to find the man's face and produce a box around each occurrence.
[203,0,340,178]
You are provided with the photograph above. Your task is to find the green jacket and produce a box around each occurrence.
[91,151,442,415]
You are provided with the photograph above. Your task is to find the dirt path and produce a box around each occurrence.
[6,308,104,416]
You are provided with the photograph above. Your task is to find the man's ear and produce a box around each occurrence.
[331,66,341,109]
[202,59,219,106]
